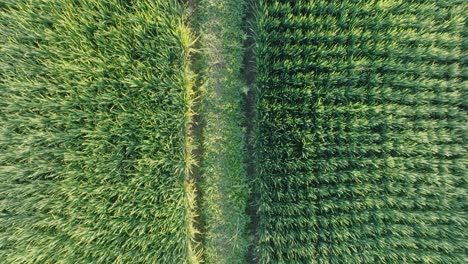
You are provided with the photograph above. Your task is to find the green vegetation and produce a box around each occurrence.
[195,0,250,263]
[0,1,199,263]
[254,1,466,263]
[1,0,466,263]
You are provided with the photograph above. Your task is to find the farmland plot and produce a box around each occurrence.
[254,1,466,263]
[0,1,199,263]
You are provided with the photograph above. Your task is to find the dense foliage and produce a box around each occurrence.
[254,1,466,263]
[1,0,466,263]
[0,1,199,263]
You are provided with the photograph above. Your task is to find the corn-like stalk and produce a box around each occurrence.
[254,1,466,263]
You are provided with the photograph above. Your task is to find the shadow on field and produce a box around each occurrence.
[241,0,258,263]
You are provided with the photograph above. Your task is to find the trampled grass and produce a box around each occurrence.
[0,1,199,263]
[254,1,466,263]
[195,0,250,263]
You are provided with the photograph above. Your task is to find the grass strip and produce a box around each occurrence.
[194,0,251,263]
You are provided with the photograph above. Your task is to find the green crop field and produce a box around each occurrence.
[254,1,466,263]
[1,0,466,263]
[0,1,199,262]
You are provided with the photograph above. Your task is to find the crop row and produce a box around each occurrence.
[254,1,466,263]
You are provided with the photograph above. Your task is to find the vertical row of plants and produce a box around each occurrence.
[195,0,251,263]
[254,1,466,263]
[0,1,200,262]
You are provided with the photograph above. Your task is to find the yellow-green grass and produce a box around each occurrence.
[0,1,199,263]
